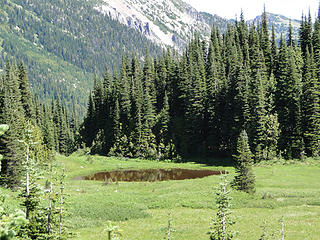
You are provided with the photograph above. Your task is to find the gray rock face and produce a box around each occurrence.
[94,0,300,50]
[93,0,220,49]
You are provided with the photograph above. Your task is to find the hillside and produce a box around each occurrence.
[250,12,300,40]
[94,0,230,48]
[0,0,161,114]
[0,0,300,115]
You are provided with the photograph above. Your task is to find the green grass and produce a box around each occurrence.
[2,154,320,239]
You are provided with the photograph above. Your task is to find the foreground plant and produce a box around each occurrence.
[0,208,27,240]
[208,175,236,240]
[104,221,121,240]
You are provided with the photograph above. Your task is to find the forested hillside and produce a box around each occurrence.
[0,0,301,117]
[0,0,161,115]
[81,10,320,161]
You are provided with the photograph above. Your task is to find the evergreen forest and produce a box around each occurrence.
[0,0,161,116]
[81,10,320,161]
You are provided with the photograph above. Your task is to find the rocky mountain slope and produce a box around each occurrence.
[94,0,300,49]
[250,12,300,40]
[94,0,230,49]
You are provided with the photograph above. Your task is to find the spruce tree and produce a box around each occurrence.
[80,93,95,148]
[260,8,272,75]
[0,62,26,187]
[270,25,278,73]
[18,62,35,120]
[299,13,313,56]
[313,7,320,83]
[287,20,295,47]
[276,40,303,159]
[301,49,320,157]
[119,57,132,136]
[232,130,255,194]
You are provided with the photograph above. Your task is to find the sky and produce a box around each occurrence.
[183,0,319,20]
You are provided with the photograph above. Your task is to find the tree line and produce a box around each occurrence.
[81,9,320,161]
[1,0,161,117]
[0,61,77,188]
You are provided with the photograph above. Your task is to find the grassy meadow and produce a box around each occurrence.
[2,154,320,239]
[59,154,320,239]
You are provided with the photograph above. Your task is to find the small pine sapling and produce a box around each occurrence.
[208,174,236,240]
[18,123,41,220]
[18,122,49,239]
[232,130,256,194]
[45,163,61,237]
[46,164,54,235]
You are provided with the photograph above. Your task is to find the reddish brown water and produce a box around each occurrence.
[77,168,227,182]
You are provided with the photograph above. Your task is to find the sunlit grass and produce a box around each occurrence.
[2,153,320,239]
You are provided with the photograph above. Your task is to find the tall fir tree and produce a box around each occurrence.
[17,63,35,120]
[0,62,26,187]
[301,49,320,157]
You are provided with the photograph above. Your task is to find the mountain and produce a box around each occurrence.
[94,0,300,48]
[0,0,162,115]
[0,0,301,116]
[250,12,301,40]
[94,0,230,48]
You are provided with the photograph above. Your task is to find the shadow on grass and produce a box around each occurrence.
[179,156,234,167]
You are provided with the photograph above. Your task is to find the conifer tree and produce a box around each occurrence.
[81,93,95,148]
[185,37,207,155]
[270,25,278,73]
[0,124,9,171]
[260,8,272,75]
[18,62,35,120]
[237,11,250,64]
[41,105,55,152]
[287,20,295,47]
[299,13,313,56]
[0,62,26,187]
[232,130,255,194]
[301,49,320,157]
[154,55,168,112]
[276,39,303,158]
[143,46,157,107]
[313,8,320,81]
[119,57,132,136]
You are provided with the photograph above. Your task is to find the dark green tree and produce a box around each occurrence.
[18,62,35,120]
[232,130,255,194]
[301,49,320,157]
[0,62,26,187]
